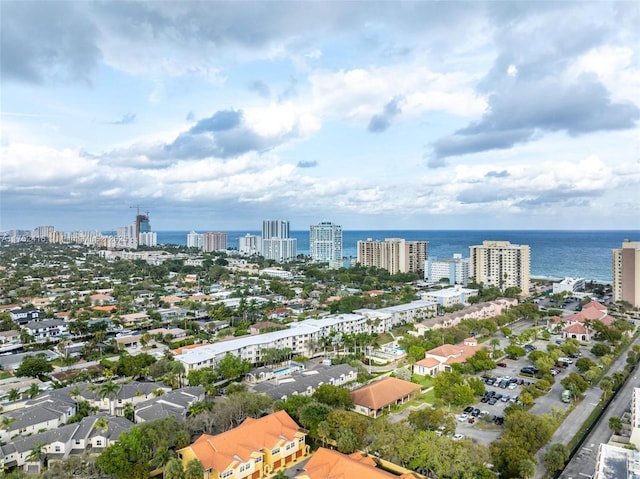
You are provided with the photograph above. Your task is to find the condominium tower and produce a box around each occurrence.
[469,241,530,293]
[309,222,342,262]
[613,240,640,308]
[202,232,227,252]
[425,254,470,285]
[262,219,297,262]
[357,238,428,275]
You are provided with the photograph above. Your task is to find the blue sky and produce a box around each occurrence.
[1,1,639,232]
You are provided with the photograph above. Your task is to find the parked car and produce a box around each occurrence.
[497,362,507,367]
[458,414,469,422]
[453,434,465,440]
[464,406,474,413]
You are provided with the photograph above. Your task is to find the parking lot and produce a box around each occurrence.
[455,334,598,444]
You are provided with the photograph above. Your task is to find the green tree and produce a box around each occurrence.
[184,459,205,479]
[504,345,526,358]
[298,402,332,438]
[466,349,497,372]
[561,373,590,397]
[575,357,596,373]
[312,384,353,409]
[543,443,569,476]
[274,395,313,423]
[15,355,53,378]
[608,416,623,434]
[216,353,251,380]
[518,458,536,479]
[164,458,185,479]
[591,343,612,357]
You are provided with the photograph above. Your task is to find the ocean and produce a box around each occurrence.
[155,230,640,284]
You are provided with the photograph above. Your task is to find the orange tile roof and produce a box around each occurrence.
[172,343,209,354]
[350,377,420,411]
[93,305,117,312]
[180,410,303,472]
[298,448,415,479]
[564,323,588,334]
[415,358,440,368]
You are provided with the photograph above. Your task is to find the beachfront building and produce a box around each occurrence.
[469,241,530,294]
[553,277,586,294]
[202,232,227,252]
[613,240,640,308]
[357,238,428,275]
[262,219,297,262]
[425,254,470,285]
[239,233,262,256]
[309,221,342,263]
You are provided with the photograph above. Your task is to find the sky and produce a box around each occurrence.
[1,1,640,232]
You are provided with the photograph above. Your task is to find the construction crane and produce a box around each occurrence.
[129,205,150,216]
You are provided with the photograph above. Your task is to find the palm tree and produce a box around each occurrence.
[97,380,121,415]
[28,383,40,399]
[184,459,205,479]
[8,388,20,403]
[151,445,174,470]
[164,458,185,479]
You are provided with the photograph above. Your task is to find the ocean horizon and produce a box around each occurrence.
[149,229,639,285]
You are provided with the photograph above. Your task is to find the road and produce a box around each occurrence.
[534,332,640,479]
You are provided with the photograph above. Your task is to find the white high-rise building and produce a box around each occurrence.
[139,232,157,247]
[469,241,530,294]
[310,221,342,262]
[187,231,204,249]
[613,240,640,308]
[262,219,289,240]
[239,234,262,256]
[261,219,296,262]
[425,254,470,285]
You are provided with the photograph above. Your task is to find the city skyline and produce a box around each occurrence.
[1,2,639,232]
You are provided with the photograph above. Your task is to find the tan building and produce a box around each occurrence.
[469,240,530,294]
[357,238,427,275]
[613,240,640,308]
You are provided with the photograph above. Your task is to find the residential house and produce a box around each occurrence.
[22,319,67,342]
[134,386,204,423]
[9,308,41,326]
[0,392,76,442]
[251,363,358,400]
[296,448,420,479]
[89,293,115,306]
[413,298,518,336]
[0,415,133,473]
[413,338,483,376]
[350,377,420,418]
[0,330,21,345]
[178,410,308,479]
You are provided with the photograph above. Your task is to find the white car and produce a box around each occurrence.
[453,434,465,441]
[508,383,517,390]
[458,414,469,422]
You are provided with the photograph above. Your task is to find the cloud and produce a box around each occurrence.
[368,96,404,133]
[109,113,136,125]
[186,111,195,122]
[297,160,318,168]
[1,2,100,84]
[189,110,243,134]
[430,75,639,161]
[248,80,271,98]
[485,170,510,178]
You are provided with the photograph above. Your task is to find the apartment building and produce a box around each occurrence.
[425,254,470,285]
[178,410,307,479]
[613,240,640,308]
[357,238,428,275]
[469,240,530,294]
[309,221,342,262]
[203,232,228,252]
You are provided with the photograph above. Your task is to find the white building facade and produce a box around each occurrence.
[425,254,470,285]
[309,222,343,262]
[469,241,530,294]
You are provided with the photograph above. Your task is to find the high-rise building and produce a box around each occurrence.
[425,254,470,285]
[187,231,204,249]
[135,213,151,239]
[261,219,296,262]
[262,219,289,240]
[139,232,157,247]
[203,232,227,252]
[239,234,262,256]
[357,238,428,275]
[613,240,640,308]
[310,221,343,262]
[469,241,530,293]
